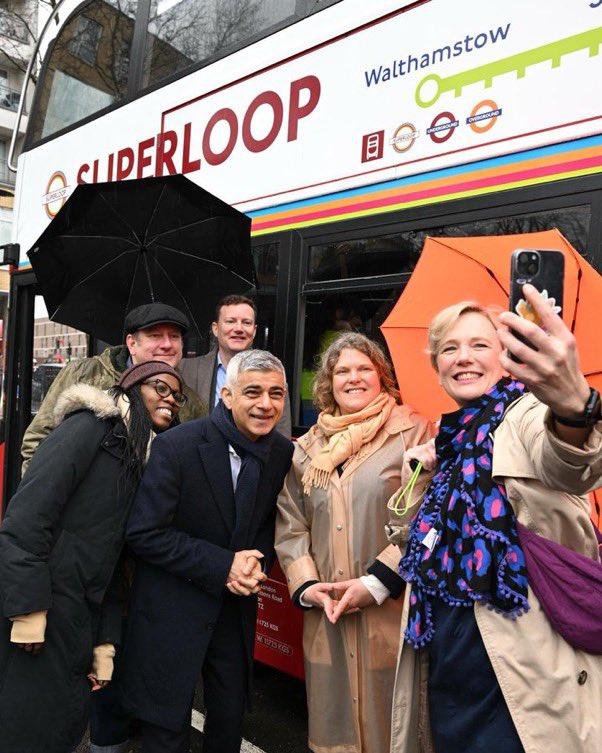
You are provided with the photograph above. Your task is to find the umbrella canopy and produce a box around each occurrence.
[381,229,602,422]
[28,175,255,344]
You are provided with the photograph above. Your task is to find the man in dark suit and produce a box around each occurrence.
[180,294,292,436]
[119,349,293,753]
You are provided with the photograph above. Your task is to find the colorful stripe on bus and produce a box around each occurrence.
[248,134,602,235]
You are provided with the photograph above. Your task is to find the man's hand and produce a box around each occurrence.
[227,549,267,596]
[15,642,43,655]
[301,582,339,623]
[87,673,110,692]
[331,579,376,623]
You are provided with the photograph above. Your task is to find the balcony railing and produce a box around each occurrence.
[0,86,22,113]
[0,160,16,188]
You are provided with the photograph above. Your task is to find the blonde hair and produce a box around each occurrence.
[312,332,399,413]
[427,301,502,370]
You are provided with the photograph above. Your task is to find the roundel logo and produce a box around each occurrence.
[43,171,69,218]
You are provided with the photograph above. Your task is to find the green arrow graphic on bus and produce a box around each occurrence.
[415,26,602,108]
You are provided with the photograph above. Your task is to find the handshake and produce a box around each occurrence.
[226,549,267,596]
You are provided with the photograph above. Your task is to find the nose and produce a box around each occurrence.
[456,344,473,363]
[257,391,272,411]
[157,335,172,349]
[347,369,361,382]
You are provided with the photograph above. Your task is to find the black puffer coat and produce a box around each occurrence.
[0,384,139,753]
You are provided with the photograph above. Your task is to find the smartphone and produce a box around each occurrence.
[508,249,565,360]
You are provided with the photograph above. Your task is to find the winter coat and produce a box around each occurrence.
[0,384,140,753]
[390,393,602,753]
[21,345,207,472]
[118,417,294,731]
[275,404,432,753]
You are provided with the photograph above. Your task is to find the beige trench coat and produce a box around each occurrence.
[390,394,602,753]
[276,404,432,753]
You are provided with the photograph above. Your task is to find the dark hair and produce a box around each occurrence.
[109,383,179,480]
[214,294,257,322]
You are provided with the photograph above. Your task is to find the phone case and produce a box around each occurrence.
[508,249,565,360]
[509,249,565,327]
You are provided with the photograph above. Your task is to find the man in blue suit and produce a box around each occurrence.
[119,350,294,753]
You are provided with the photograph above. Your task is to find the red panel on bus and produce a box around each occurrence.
[254,559,304,679]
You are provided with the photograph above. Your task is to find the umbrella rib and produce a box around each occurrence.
[151,242,254,285]
[142,184,168,246]
[98,192,142,244]
[53,234,140,246]
[147,216,220,244]
[432,240,509,296]
[143,255,203,337]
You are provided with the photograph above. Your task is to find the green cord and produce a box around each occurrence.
[392,462,423,516]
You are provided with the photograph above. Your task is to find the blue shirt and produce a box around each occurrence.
[214,353,227,408]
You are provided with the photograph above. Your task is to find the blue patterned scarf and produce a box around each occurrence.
[400,378,530,649]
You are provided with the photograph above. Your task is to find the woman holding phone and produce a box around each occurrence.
[389,285,602,753]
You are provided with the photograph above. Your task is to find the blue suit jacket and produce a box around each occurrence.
[118,417,293,731]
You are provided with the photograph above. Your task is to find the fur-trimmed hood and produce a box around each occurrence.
[53,383,120,428]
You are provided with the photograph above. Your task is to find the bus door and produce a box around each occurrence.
[2,271,89,511]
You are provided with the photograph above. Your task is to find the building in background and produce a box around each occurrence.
[33,317,87,364]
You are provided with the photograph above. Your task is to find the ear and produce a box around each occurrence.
[211,321,219,338]
[221,385,233,409]
[125,333,136,354]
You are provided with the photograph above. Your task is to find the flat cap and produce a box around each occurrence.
[124,303,189,335]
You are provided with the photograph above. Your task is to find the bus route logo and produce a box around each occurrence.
[43,171,69,218]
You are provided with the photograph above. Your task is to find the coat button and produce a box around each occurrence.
[336,524,343,531]
[207,622,214,631]
[577,670,588,685]
[349,651,354,658]
[337,569,344,575]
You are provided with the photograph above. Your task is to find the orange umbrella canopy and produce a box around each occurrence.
[381,229,602,423]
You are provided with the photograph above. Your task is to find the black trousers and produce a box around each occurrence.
[141,597,248,753]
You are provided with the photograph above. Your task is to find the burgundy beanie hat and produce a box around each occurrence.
[118,360,183,392]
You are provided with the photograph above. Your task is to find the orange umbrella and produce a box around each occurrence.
[381,229,602,524]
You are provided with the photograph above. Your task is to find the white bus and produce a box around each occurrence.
[3,0,602,673]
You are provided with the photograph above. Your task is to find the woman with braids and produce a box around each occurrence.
[0,360,185,753]
[276,332,432,753]
[390,286,602,753]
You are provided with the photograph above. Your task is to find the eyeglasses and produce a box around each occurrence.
[143,379,188,407]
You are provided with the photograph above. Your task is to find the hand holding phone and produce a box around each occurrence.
[498,283,590,422]
[508,249,564,361]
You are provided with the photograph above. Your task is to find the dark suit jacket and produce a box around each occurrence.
[180,348,293,436]
[118,417,293,731]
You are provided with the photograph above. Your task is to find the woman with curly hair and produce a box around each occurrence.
[276,332,432,753]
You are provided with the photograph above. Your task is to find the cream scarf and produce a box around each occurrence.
[302,391,396,494]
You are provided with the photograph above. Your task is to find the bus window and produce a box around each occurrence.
[30,0,138,144]
[31,296,88,415]
[181,240,279,359]
[309,233,421,282]
[300,289,401,426]
[142,0,340,89]
[298,202,592,426]
[253,241,279,352]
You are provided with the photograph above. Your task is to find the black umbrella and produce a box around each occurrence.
[28,175,256,344]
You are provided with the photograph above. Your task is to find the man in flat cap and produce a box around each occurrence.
[21,302,207,473]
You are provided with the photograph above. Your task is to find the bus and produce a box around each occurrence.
[3,0,602,677]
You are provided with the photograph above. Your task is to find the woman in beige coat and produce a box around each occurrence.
[390,285,602,753]
[276,333,432,753]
